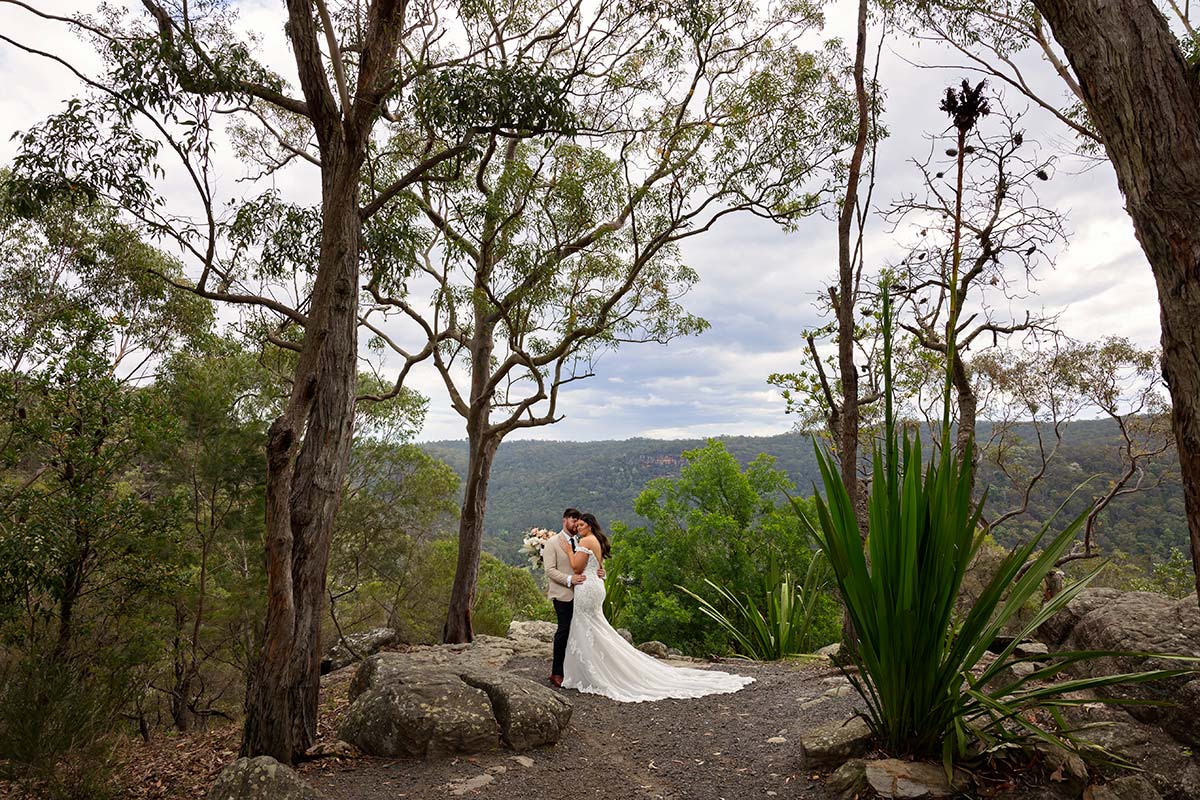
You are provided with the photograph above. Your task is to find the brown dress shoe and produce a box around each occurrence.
[549,675,563,688]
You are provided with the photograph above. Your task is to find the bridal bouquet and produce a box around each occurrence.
[520,527,556,570]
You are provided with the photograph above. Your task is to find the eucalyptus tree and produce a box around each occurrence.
[0,0,574,761]
[358,0,851,642]
[1024,0,1200,606]
[0,180,210,778]
[973,337,1174,565]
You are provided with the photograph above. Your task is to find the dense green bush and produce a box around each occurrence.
[603,440,838,656]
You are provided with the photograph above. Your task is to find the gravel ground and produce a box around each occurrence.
[302,655,866,800]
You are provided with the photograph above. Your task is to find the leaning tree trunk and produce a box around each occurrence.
[951,356,978,490]
[444,419,500,644]
[241,148,362,762]
[1031,0,1200,605]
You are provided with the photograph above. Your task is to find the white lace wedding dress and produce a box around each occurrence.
[562,546,754,702]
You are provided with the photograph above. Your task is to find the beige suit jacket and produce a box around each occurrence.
[544,531,575,603]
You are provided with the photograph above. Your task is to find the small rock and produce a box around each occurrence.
[617,628,634,644]
[207,756,325,800]
[486,765,507,774]
[304,740,357,760]
[666,647,682,657]
[800,716,874,769]
[767,736,787,744]
[1014,641,1050,658]
[637,641,670,659]
[511,755,535,768]
[826,758,868,798]
[816,642,841,660]
[449,774,494,796]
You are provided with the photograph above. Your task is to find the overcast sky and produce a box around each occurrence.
[0,1,1160,442]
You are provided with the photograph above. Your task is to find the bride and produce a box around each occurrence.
[560,513,754,702]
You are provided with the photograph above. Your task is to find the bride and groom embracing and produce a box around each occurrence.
[543,508,754,703]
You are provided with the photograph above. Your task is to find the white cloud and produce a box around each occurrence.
[0,0,1164,443]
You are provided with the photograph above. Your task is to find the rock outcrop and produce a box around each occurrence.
[1036,589,1200,746]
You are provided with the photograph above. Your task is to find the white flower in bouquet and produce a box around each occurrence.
[519,527,556,570]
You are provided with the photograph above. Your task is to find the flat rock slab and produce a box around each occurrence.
[338,667,501,759]
[208,756,325,800]
[863,759,962,799]
[321,627,396,674]
[1069,712,1200,800]
[800,716,874,769]
[1084,776,1164,800]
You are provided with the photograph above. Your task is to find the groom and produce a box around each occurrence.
[545,508,583,687]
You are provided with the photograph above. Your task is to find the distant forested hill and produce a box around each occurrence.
[421,419,1185,565]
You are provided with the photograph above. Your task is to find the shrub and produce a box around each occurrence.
[806,284,1189,766]
[681,551,835,660]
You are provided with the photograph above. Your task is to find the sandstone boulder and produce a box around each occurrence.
[800,716,874,769]
[338,667,500,758]
[507,620,557,643]
[1039,589,1200,745]
[340,657,572,758]
[207,757,324,800]
[1084,776,1163,800]
[1067,707,1200,800]
[637,640,670,658]
[460,669,572,751]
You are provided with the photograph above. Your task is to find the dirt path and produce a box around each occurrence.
[0,649,865,800]
[302,656,864,800]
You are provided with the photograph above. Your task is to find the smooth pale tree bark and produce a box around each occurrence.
[1031,0,1200,605]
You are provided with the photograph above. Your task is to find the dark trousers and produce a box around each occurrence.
[552,598,573,677]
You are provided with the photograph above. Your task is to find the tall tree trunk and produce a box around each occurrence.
[1031,0,1200,606]
[241,146,362,762]
[444,425,500,643]
[835,0,871,523]
[830,0,872,655]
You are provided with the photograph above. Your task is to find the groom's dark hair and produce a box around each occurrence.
[563,508,582,519]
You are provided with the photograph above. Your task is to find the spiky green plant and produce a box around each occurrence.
[680,552,832,660]
[804,278,1192,768]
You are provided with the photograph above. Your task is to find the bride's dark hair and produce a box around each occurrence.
[580,512,611,559]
